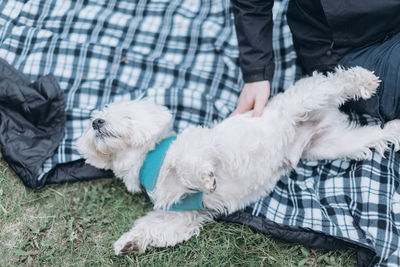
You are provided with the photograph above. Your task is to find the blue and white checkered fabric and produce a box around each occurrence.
[0,0,399,265]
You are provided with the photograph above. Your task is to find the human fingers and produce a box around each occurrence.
[251,82,270,117]
[229,90,253,117]
[230,101,251,117]
[252,96,268,117]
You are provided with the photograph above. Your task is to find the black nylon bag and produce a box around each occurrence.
[0,58,66,189]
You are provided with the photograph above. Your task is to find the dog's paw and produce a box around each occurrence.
[202,171,216,193]
[361,76,381,99]
[383,119,400,151]
[114,233,143,255]
[119,241,140,255]
[344,67,380,99]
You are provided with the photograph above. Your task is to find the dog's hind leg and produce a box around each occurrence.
[303,119,400,161]
[268,67,380,120]
[114,210,211,255]
[324,66,381,106]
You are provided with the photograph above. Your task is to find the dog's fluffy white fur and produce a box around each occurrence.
[76,67,400,255]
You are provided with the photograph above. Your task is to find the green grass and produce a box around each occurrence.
[0,158,357,266]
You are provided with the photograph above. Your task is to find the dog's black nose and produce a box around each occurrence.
[92,118,105,130]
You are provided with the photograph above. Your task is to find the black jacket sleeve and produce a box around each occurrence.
[230,0,275,83]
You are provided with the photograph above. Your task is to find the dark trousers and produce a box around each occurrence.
[339,32,400,123]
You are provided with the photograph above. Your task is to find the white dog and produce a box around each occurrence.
[76,67,400,255]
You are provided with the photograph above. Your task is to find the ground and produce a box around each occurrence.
[0,155,357,266]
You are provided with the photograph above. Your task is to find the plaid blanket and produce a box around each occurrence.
[0,0,399,266]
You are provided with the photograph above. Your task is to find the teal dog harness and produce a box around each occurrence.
[139,136,207,211]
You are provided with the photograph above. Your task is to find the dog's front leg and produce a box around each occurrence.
[170,127,218,193]
[114,210,211,255]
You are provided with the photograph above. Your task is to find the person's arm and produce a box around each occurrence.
[230,0,274,117]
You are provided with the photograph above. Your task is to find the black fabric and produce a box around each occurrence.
[230,0,400,81]
[230,0,275,82]
[219,210,377,267]
[0,58,66,189]
[44,159,114,185]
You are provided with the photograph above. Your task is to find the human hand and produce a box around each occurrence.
[230,80,270,117]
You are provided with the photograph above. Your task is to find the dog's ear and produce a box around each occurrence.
[126,103,173,147]
[127,120,169,146]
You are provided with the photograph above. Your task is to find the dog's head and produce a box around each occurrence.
[76,99,173,169]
